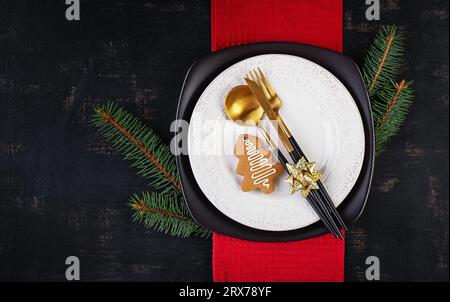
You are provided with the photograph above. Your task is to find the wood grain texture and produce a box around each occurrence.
[0,0,448,281]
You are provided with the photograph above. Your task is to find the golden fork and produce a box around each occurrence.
[251,68,348,232]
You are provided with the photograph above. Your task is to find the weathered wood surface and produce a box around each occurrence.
[0,0,448,281]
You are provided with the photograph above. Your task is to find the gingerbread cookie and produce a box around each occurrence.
[234,134,284,194]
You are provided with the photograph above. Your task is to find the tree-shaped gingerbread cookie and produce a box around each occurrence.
[234,134,284,194]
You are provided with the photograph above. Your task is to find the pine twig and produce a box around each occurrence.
[362,25,415,156]
[92,103,181,194]
[372,80,414,155]
[129,192,211,238]
[363,26,405,98]
[92,103,210,239]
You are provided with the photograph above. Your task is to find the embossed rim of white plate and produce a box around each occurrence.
[187,54,365,231]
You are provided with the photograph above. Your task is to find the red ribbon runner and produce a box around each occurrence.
[211,0,345,282]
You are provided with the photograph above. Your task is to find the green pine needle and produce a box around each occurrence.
[363,26,405,98]
[92,103,181,195]
[129,192,211,238]
[372,80,414,155]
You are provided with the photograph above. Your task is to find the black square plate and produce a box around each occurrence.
[175,42,375,242]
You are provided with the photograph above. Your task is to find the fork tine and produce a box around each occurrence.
[253,69,271,99]
[250,71,257,82]
[258,68,276,97]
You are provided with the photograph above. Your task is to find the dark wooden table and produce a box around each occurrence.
[0,0,448,281]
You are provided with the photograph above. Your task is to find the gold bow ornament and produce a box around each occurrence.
[284,157,321,198]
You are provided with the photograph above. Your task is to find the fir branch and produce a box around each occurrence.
[372,80,414,155]
[363,26,405,97]
[92,103,181,194]
[92,104,210,239]
[129,192,211,238]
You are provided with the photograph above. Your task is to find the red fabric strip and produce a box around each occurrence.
[211,0,343,52]
[213,232,345,282]
[211,0,345,282]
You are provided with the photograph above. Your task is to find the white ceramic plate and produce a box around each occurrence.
[187,54,365,231]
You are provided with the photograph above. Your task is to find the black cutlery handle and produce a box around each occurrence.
[289,136,305,159]
[307,193,342,239]
[317,180,348,231]
[288,136,348,231]
[309,191,343,239]
[283,142,341,238]
[276,149,288,167]
[289,149,301,163]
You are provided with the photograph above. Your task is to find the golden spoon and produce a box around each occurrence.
[224,85,263,125]
[224,85,287,166]
[224,85,278,152]
[225,85,294,153]
[224,84,282,122]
